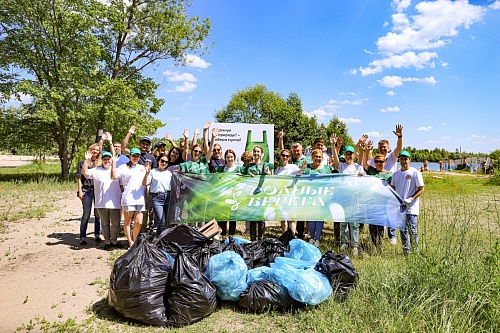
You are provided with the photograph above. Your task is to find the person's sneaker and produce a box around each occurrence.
[314,240,320,247]
[352,247,359,256]
[95,236,102,243]
[103,243,112,250]
[308,239,315,244]
[389,238,397,245]
[340,244,348,251]
[80,239,87,245]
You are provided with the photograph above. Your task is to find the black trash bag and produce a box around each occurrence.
[222,236,254,269]
[108,233,172,326]
[314,250,358,301]
[155,224,219,271]
[277,228,296,250]
[165,243,218,327]
[239,280,293,312]
[245,238,286,268]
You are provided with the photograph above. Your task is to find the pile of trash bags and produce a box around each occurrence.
[108,225,358,327]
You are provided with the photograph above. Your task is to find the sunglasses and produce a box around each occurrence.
[213,149,221,152]
[281,154,290,157]
[193,150,202,153]
[159,159,168,163]
[345,152,353,155]
[374,160,385,164]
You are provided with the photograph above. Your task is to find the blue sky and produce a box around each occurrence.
[151,0,500,154]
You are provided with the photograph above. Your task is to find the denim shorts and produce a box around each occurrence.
[122,205,146,212]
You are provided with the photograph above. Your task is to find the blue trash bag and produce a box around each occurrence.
[272,257,317,270]
[206,251,248,301]
[268,257,314,289]
[224,236,250,245]
[284,239,322,262]
[247,266,274,284]
[287,268,332,306]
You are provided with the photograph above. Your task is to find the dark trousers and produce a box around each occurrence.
[333,222,341,244]
[250,221,266,241]
[79,189,101,239]
[151,191,170,236]
[296,221,305,239]
[369,224,384,246]
[218,221,236,236]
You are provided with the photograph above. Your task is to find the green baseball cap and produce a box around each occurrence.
[344,146,355,153]
[102,151,112,158]
[130,148,141,155]
[399,150,411,158]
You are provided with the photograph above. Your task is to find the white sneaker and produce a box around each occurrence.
[352,247,358,256]
[308,239,315,244]
[340,244,348,251]
[314,240,320,247]
[390,238,397,245]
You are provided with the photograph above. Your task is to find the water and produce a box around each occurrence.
[409,162,441,171]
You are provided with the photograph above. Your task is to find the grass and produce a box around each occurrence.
[4,167,499,332]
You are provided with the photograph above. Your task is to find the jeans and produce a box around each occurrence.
[388,227,397,239]
[79,189,101,239]
[340,222,359,247]
[96,208,120,244]
[400,214,419,254]
[308,221,324,241]
[151,191,170,236]
[369,224,384,246]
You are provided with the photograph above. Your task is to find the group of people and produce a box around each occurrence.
[77,122,424,255]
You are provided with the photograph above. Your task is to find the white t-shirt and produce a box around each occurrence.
[370,151,398,172]
[338,162,366,175]
[86,166,121,209]
[276,164,300,175]
[118,164,146,206]
[391,167,424,215]
[146,168,173,193]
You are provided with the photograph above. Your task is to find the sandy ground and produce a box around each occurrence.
[0,194,113,332]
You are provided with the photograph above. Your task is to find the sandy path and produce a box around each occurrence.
[0,195,113,332]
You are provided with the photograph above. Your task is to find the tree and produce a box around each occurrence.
[213,85,319,159]
[322,116,354,152]
[0,0,211,177]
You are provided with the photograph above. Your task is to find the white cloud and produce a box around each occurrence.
[417,126,433,132]
[441,136,451,140]
[491,1,500,10]
[377,0,486,55]
[183,54,211,69]
[365,131,384,138]
[339,117,362,124]
[170,82,197,93]
[378,75,437,88]
[386,91,396,96]
[392,0,411,13]
[327,98,369,107]
[359,51,438,76]
[380,106,400,113]
[340,92,356,96]
[168,117,182,121]
[470,134,486,139]
[304,109,335,120]
[163,70,197,82]
[348,69,358,75]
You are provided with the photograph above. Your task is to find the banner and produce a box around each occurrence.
[168,173,405,230]
[210,123,275,164]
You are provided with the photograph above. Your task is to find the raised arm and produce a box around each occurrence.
[202,122,211,153]
[142,162,151,186]
[363,140,374,172]
[182,129,189,162]
[122,125,136,154]
[164,133,178,148]
[393,124,403,157]
[80,151,93,178]
[354,134,368,162]
[277,129,285,151]
[193,127,201,151]
[205,128,219,161]
[329,134,340,169]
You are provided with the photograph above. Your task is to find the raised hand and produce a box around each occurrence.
[366,140,374,150]
[183,129,189,139]
[85,151,93,160]
[194,128,200,136]
[277,129,284,139]
[145,161,151,173]
[329,133,338,145]
[301,160,308,170]
[212,127,220,138]
[165,133,173,142]
[128,125,136,134]
[104,132,112,142]
[394,124,403,137]
[101,132,108,141]
[358,134,368,144]
[264,165,270,175]
[203,121,211,130]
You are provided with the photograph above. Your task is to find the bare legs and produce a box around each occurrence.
[123,211,144,247]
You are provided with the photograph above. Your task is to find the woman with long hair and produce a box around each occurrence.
[166,146,184,172]
[76,143,102,245]
[113,147,146,247]
[143,153,173,236]
[215,149,241,237]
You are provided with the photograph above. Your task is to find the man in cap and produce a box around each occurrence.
[390,150,425,254]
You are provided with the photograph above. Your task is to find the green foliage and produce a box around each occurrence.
[0,0,211,177]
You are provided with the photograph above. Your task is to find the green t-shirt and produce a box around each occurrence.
[293,155,311,167]
[215,165,242,173]
[366,166,393,183]
[241,162,274,175]
[303,164,333,174]
[179,156,210,174]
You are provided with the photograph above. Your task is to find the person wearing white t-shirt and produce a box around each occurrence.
[369,124,403,244]
[391,150,425,254]
[331,134,366,256]
[276,149,300,233]
[113,147,146,247]
[82,148,121,250]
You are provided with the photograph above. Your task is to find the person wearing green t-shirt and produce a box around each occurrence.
[241,145,274,241]
[215,149,241,237]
